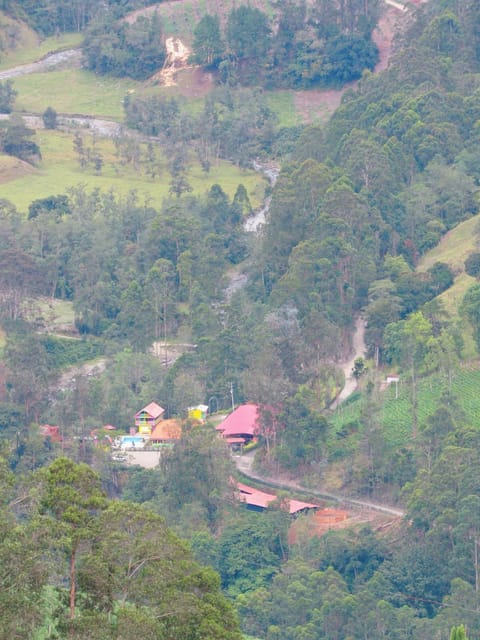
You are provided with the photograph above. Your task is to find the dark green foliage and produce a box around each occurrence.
[4,0,153,35]
[0,455,242,639]
[42,106,57,129]
[0,115,41,162]
[0,402,24,434]
[465,252,480,279]
[28,194,71,219]
[226,5,271,63]
[218,510,287,595]
[40,335,104,370]
[160,426,235,530]
[192,14,224,69]
[274,388,329,470]
[0,79,17,113]
[188,0,381,89]
[316,527,389,588]
[83,12,165,79]
[324,34,379,83]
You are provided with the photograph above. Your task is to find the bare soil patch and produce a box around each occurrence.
[289,507,400,544]
[294,87,350,125]
[171,66,215,98]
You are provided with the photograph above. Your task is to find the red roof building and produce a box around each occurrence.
[216,404,260,444]
[236,482,319,515]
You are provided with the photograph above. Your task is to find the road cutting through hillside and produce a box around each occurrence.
[234,450,405,517]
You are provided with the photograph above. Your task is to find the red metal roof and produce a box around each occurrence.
[216,404,260,438]
[236,482,319,514]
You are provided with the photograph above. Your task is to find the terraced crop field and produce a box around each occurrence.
[331,364,480,449]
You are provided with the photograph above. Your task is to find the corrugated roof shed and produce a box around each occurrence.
[236,482,319,514]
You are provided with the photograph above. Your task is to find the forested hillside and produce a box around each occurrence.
[1,0,480,638]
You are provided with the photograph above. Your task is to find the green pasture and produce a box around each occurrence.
[0,129,266,213]
[265,91,298,128]
[33,298,75,332]
[415,212,480,354]
[330,364,480,449]
[0,32,83,70]
[13,69,139,120]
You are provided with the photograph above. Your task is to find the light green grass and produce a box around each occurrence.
[266,91,298,128]
[0,129,265,213]
[417,213,480,273]
[13,69,139,119]
[0,33,83,70]
[415,212,480,355]
[34,298,75,330]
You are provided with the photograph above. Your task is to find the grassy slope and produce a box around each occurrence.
[0,32,82,69]
[0,130,265,213]
[13,69,138,119]
[128,0,276,41]
[417,213,480,357]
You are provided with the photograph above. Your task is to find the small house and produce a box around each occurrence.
[134,402,165,435]
[187,404,209,422]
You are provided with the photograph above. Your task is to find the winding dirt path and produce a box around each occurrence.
[330,317,366,409]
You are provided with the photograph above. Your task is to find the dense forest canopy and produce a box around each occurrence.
[2,0,480,638]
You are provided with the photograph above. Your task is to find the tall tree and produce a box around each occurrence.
[192,14,224,68]
[39,457,106,621]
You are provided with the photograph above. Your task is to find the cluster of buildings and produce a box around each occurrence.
[42,401,352,524]
[115,401,210,450]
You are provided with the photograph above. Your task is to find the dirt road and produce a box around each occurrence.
[235,451,404,517]
[330,317,366,410]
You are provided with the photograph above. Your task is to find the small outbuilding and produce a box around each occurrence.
[236,482,319,515]
[187,404,209,422]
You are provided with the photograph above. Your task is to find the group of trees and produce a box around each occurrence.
[1,0,152,35]
[124,85,282,169]
[191,2,380,88]
[0,0,382,87]
[0,455,242,639]
[83,12,166,79]
[2,0,480,637]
